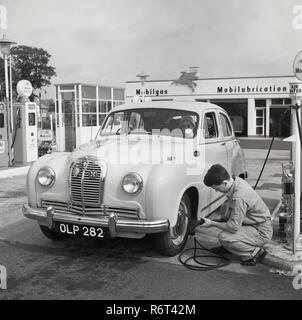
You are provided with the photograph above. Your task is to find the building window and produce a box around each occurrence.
[99,87,112,100]
[271,98,292,106]
[61,92,74,100]
[82,86,96,99]
[113,88,125,100]
[255,108,265,136]
[99,101,107,113]
[60,85,74,90]
[256,109,263,117]
[256,127,263,135]
[271,98,284,105]
[82,114,97,127]
[82,100,97,127]
[82,100,96,113]
[255,99,266,108]
[99,100,112,113]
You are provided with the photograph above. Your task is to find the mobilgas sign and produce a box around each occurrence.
[293,51,302,81]
[136,89,168,96]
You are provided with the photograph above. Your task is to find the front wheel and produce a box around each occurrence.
[154,194,192,256]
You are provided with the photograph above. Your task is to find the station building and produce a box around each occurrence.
[55,83,125,151]
[125,75,296,138]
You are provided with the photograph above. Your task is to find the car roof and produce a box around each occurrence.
[112,101,225,114]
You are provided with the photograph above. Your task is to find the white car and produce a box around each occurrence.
[23,101,247,256]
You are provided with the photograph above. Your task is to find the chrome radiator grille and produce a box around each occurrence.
[70,157,105,207]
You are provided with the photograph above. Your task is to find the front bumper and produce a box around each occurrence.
[22,204,169,237]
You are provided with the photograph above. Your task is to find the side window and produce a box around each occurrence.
[0,114,4,128]
[203,112,218,139]
[219,113,233,137]
[129,112,143,130]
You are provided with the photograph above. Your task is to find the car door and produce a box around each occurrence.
[218,111,245,177]
[199,109,228,216]
[218,111,235,173]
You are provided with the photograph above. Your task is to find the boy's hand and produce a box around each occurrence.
[200,218,213,228]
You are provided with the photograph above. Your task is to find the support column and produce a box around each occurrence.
[78,84,82,146]
[247,98,256,136]
[266,99,271,137]
[57,86,65,152]
[74,84,79,149]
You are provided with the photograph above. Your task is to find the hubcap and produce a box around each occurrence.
[171,199,189,246]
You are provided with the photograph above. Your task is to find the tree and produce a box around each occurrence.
[10,45,57,101]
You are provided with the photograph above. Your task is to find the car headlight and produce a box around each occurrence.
[122,172,143,194]
[37,167,56,187]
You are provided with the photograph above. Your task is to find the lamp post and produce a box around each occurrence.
[0,34,16,166]
[136,71,150,102]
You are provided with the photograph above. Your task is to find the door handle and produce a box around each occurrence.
[220,142,226,146]
[194,150,200,157]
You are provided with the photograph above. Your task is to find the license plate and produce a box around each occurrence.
[56,223,106,239]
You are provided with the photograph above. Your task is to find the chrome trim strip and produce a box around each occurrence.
[41,200,139,217]
[23,204,169,234]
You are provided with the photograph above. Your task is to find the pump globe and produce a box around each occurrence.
[16,80,33,98]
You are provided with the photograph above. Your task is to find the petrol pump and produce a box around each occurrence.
[0,102,9,167]
[12,80,38,165]
[12,101,38,164]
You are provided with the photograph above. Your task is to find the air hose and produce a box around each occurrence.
[178,236,230,271]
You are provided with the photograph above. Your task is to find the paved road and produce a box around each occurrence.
[0,148,301,300]
[0,237,300,300]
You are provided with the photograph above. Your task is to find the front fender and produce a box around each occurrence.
[145,164,199,226]
[27,152,71,208]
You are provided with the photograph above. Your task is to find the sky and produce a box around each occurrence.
[0,0,301,99]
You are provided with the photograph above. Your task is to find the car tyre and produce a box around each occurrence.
[154,193,192,256]
[39,225,71,241]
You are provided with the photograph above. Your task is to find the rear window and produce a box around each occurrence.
[219,113,233,137]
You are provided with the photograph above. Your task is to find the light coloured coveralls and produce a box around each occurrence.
[218,177,273,261]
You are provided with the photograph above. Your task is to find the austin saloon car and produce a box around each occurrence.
[23,101,247,256]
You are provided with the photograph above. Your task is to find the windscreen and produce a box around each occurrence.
[98,108,199,139]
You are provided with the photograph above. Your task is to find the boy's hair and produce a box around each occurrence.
[203,164,230,187]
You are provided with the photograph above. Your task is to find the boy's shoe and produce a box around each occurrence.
[241,248,267,266]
